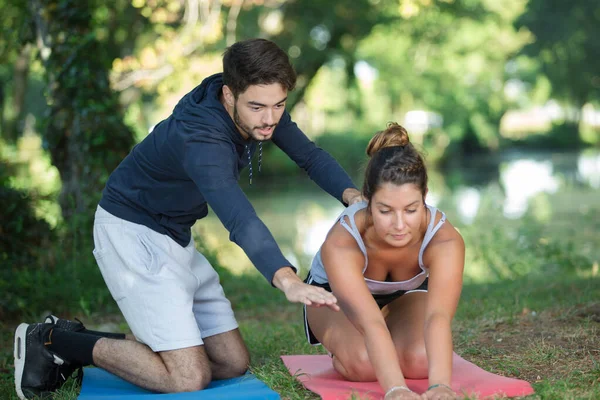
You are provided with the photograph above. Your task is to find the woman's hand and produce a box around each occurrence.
[383,386,422,400]
[422,384,458,400]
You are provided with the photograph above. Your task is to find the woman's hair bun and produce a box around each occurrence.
[366,122,410,157]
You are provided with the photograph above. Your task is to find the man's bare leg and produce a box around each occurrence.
[202,329,249,379]
[93,339,210,393]
[92,328,249,392]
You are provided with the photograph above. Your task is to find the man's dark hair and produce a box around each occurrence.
[222,38,296,98]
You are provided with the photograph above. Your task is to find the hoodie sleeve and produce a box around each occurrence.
[272,112,357,203]
[182,135,294,284]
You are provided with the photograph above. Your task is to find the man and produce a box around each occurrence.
[14,38,362,399]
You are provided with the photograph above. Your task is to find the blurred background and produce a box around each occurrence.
[1,0,598,319]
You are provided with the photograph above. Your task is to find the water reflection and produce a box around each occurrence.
[299,205,343,256]
[500,159,559,219]
[194,149,599,277]
[454,187,481,224]
[578,150,600,189]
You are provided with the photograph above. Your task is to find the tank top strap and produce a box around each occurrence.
[418,204,447,269]
[338,201,369,270]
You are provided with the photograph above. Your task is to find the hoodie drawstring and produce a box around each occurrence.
[246,142,263,185]
[258,142,262,173]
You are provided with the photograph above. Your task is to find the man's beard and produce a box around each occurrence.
[233,106,276,141]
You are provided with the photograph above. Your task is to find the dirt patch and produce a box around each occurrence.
[455,305,600,386]
[574,304,600,323]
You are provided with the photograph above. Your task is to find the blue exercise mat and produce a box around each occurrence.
[77,368,280,399]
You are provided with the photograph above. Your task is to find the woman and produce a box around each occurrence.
[304,123,464,400]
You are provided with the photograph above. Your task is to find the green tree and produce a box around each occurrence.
[0,0,33,143]
[108,0,390,117]
[358,0,529,155]
[29,0,135,220]
[516,0,600,108]
[266,1,390,110]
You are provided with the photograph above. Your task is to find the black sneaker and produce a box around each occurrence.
[14,323,66,400]
[43,315,85,385]
[44,315,86,332]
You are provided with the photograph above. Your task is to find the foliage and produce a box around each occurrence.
[0,0,34,143]
[0,0,32,78]
[357,0,530,158]
[0,216,116,322]
[0,160,55,318]
[1,0,597,225]
[264,1,389,110]
[502,121,585,150]
[516,0,600,107]
[107,0,390,122]
[28,0,136,220]
[0,161,52,256]
[256,132,371,182]
[462,216,593,282]
[0,0,30,60]
[314,133,372,178]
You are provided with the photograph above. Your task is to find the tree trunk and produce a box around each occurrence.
[29,0,134,222]
[1,46,31,143]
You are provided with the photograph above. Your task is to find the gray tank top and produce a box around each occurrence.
[308,201,446,294]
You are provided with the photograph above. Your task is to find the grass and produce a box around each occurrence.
[454,277,600,400]
[1,195,599,399]
[1,272,598,399]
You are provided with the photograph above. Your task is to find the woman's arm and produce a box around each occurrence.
[322,223,408,393]
[422,224,465,390]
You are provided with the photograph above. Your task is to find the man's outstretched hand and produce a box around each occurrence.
[272,267,340,311]
[342,188,365,206]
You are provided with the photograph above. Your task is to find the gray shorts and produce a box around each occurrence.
[92,206,238,352]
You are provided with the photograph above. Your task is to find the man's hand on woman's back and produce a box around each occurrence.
[272,267,340,311]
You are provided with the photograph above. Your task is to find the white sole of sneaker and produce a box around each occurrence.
[14,323,28,400]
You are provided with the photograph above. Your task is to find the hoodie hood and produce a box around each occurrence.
[172,73,248,146]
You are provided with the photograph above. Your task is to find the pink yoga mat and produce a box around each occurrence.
[281,354,534,399]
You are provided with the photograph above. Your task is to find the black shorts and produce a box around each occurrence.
[303,275,428,345]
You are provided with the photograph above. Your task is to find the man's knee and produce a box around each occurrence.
[204,329,250,379]
[170,363,212,392]
[219,347,250,378]
[160,347,212,392]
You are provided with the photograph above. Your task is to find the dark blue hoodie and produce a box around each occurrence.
[99,73,356,283]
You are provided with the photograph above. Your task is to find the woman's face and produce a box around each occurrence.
[369,182,426,247]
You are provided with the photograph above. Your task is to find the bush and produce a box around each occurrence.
[0,161,56,318]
